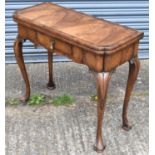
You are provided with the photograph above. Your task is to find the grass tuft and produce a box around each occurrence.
[28,93,45,105]
[50,93,75,106]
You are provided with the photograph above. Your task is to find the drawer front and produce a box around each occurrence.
[18,24,104,72]
[18,25,72,53]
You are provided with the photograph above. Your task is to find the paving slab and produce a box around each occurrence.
[5,60,149,155]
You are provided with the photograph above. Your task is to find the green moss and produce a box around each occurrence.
[49,93,75,106]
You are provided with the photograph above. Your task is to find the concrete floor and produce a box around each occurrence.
[5,60,149,155]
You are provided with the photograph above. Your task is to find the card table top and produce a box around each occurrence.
[13,2,143,54]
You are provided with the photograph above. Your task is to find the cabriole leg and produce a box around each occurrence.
[94,72,111,152]
[122,57,140,131]
[14,35,30,102]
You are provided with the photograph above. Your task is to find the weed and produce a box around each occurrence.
[90,95,98,101]
[28,93,45,105]
[50,93,75,106]
[6,98,19,105]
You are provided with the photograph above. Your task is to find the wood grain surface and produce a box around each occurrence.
[13,2,143,53]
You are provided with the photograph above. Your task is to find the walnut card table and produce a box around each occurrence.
[13,2,144,152]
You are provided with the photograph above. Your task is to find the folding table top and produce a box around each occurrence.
[13,2,143,53]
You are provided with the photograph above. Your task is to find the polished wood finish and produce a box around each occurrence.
[13,3,143,53]
[94,72,111,152]
[47,49,55,90]
[13,2,144,152]
[16,24,141,72]
[13,35,30,102]
[13,2,143,73]
[122,57,140,131]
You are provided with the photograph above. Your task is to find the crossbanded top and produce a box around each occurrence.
[13,2,143,53]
